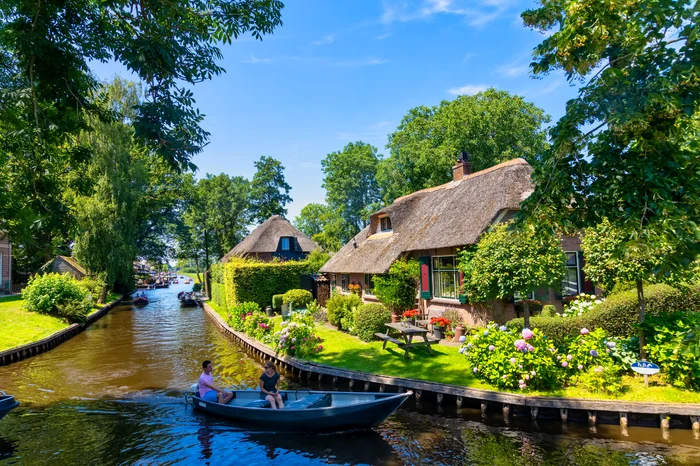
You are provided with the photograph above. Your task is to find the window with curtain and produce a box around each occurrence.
[432,256,459,299]
[380,216,392,232]
[341,274,349,292]
[562,252,580,296]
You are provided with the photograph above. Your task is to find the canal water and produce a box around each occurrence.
[1,284,699,465]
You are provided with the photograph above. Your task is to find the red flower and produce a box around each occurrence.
[430,317,451,329]
[402,309,420,318]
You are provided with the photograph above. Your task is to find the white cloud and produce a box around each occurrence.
[500,64,529,78]
[447,84,489,95]
[313,34,335,46]
[462,52,478,63]
[370,121,393,129]
[381,0,518,27]
[242,55,273,64]
[376,33,392,40]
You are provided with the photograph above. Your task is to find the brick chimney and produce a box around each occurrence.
[452,151,472,181]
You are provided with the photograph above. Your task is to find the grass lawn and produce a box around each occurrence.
[206,302,700,404]
[0,294,123,352]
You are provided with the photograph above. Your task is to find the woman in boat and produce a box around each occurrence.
[259,362,284,409]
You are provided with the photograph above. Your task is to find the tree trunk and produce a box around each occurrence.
[195,256,202,285]
[523,299,531,329]
[637,279,646,359]
[99,285,108,305]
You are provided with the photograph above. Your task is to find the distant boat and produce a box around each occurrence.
[188,388,411,432]
[0,392,19,421]
[173,279,179,284]
[178,291,200,307]
[133,295,149,305]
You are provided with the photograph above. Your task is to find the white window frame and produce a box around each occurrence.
[562,251,581,297]
[364,273,376,297]
[431,255,459,300]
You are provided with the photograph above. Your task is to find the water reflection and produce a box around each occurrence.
[0,283,699,465]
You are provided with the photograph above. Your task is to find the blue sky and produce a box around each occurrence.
[92,0,578,221]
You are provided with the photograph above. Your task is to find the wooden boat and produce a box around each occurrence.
[155,282,169,289]
[178,292,200,307]
[188,388,411,431]
[133,295,149,305]
[0,392,19,421]
[172,279,179,284]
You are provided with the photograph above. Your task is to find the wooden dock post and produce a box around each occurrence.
[456,396,463,408]
[348,379,355,389]
[588,411,597,427]
[415,390,423,401]
[560,408,568,423]
[660,414,671,431]
[436,393,444,405]
[480,401,488,418]
[503,404,511,419]
[332,376,338,387]
[691,416,700,434]
[530,407,538,420]
[364,381,370,391]
[379,384,385,392]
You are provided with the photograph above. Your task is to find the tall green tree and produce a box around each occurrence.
[199,173,250,258]
[294,203,355,253]
[249,156,292,223]
[294,203,332,238]
[521,1,700,339]
[0,0,284,170]
[459,222,566,328]
[322,141,382,232]
[378,89,550,202]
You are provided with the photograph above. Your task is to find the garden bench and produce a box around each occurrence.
[374,333,406,348]
[379,323,438,358]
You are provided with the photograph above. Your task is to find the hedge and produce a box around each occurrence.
[272,294,284,311]
[210,263,225,284]
[282,289,313,308]
[211,282,227,310]
[224,258,312,309]
[507,284,700,341]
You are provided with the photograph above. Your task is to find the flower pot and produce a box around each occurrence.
[266,307,275,318]
[454,324,465,341]
[433,328,444,340]
[391,313,401,323]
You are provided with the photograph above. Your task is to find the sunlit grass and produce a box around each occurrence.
[179,272,202,284]
[205,302,700,403]
[0,294,123,352]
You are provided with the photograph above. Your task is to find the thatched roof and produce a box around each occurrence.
[220,215,317,262]
[320,158,534,274]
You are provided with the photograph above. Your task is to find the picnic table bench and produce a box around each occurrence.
[376,322,440,358]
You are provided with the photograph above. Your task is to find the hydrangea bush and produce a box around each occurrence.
[561,293,604,317]
[274,314,323,358]
[460,323,624,394]
[242,311,272,340]
[227,302,260,331]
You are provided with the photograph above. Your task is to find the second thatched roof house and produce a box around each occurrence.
[221,215,318,263]
[320,156,593,325]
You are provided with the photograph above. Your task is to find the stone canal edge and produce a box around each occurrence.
[0,295,126,367]
[202,303,700,432]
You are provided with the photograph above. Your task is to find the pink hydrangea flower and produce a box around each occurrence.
[526,344,534,352]
[594,366,603,373]
[510,357,517,364]
[578,364,583,370]
[566,354,572,361]
[521,328,534,340]
[580,328,590,335]
[561,361,569,367]
[488,345,495,351]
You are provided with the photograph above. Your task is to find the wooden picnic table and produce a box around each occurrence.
[375,322,440,358]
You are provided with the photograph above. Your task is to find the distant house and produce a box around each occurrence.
[0,232,11,293]
[320,156,593,326]
[220,215,318,263]
[48,255,87,280]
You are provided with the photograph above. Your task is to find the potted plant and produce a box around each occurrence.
[430,317,451,340]
[348,282,362,297]
[402,309,420,326]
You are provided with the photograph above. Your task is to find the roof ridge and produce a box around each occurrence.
[392,158,529,203]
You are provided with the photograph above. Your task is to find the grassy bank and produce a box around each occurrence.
[206,301,700,404]
[179,272,202,284]
[0,294,121,352]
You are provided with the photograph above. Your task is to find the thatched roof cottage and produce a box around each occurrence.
[47,255,87,280]
[320,156,592,325]
[221,215,318,263]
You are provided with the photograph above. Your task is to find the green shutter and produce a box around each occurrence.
[419,256,432,299]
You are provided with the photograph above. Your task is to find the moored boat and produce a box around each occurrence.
[0,392,19,421]
[178,291,200,307]
[188,388,411,431]
[133,295,149,305]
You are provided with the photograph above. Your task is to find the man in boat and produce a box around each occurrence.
[198,360,233,404]
[259,362,284,409]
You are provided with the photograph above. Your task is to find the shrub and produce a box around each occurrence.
[78,276,106,301]
[193,283,202,292]
[562,293,604,317]
[274,316,323,358]
[643,312,700,390]
[224,258,312,308]
[22,273,91,323]
[354,303,392,342]
[282,289,313,309]
[210,262,225,284]
[461,324,563,391]
[272,294,284,311]
[541,305,557,317]
[507,283,700,340]
[373,259,419,315]
[227,302,260,331]
[306,249,331,273]
[242,311,273,340]
[461,323,624,393]
[326,293,362,330]
[211,283,227,310]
